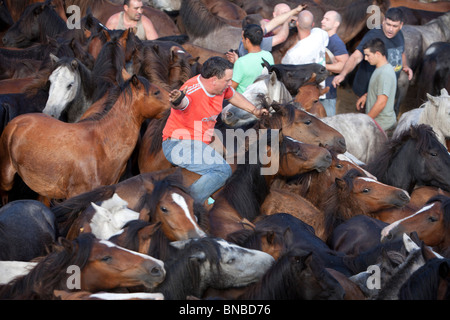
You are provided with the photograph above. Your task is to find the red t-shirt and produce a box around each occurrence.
[162,75,235,144]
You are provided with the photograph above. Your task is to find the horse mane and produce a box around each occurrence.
[146,172,190,223]
[239,247,311,300]
[146,110,170,156]
[139,43,172,91]
[257,101,298,130]
[398,257,450,300]
[179,0,228,37]
[218,130,280,221]
[109,219,152,252]
[81,75,151,121]
[155,238,223,299]
[91,33,127,101]
[365,124,439,180]
[0,233,95,299]
[321,168,367,239]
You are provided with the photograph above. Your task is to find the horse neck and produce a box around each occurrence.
[39,9,67,40]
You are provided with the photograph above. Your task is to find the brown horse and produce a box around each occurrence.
[207,132,332,239]
[0,233,165,299]
[318,168,411,242]
[381,195,450,258]
[294,81,328,118]
[0,75,170,202]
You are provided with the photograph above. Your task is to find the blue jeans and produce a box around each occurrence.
[321,98,336,117]
[162,138,232,204]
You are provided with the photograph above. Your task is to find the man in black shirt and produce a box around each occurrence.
[332,8,413,102]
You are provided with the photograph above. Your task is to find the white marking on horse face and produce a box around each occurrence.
[100,240,165,269]
[43,65,80,118]
[381,203,435,240]
[171,193,206,237]
[403,233,420,253]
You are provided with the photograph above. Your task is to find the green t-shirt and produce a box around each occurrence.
[366,63,397,131]
[232,50,274,93]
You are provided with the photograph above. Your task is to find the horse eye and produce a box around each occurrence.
[160,206,168,213]
[101,256,112,262]
[226,258,235,264]
[304,120,312,125]
[429,152,437,157]
[154,90,160,95]
[336,164,343,169]
[67,84,73,89]
[428,216,438,222]
[362,188,370,193]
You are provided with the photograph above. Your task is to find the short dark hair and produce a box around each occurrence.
[201,56,233,79]
[363,38,387,57]
[243,24,263,46]
[385,7,405,23]
[124,0,130,6]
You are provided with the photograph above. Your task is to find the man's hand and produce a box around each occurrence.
[356,93,367,111]
[226,50,238,64]
[403,65,413,81]
[332,74,345,88]
[252,107,269,118]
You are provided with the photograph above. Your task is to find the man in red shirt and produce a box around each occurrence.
[162,56,267,205]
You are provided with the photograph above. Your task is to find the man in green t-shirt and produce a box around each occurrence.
[356,38,397,136]
[231,24,275,94]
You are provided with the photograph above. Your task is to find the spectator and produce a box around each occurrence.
[226,4,306,63]
[162,57,268,205]
[105,0,158,41]
[281,10,328,66]
[331,7,413,115]
[320,10,348,117]
[231,24,275,93]
[356,38,397,136]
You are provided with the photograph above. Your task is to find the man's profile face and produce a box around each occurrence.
[382,18,403,39]
[213,69,233,95]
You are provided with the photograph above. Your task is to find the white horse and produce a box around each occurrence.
[221,71,293,127]
[393,88,450,147]
[89,193,140,240]
[321,113,388,164]
[42,54,94,123]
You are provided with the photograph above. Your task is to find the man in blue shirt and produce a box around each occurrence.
[320,10,348,116]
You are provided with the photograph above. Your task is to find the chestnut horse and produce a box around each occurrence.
[318,169,410,242]
[0,75,170,203]
[0,233,165,299]
[294,82,328,118]
[381,195,450,258]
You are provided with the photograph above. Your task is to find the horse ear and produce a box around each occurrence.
[49,53,59,64]
[131,74,140,87]
[426,93,439,106]
[71,58,78,70]
[102,29,111,42]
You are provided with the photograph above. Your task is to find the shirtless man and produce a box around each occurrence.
[105,0,158,40]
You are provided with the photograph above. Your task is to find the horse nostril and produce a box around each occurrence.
[151,266,163,278]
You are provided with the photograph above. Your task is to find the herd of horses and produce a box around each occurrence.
[0,0,449,301]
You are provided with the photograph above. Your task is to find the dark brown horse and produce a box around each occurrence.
[0,233,165,299]
[0,75,170,202]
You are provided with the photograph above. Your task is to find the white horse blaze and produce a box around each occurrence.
[171,192,206,237]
